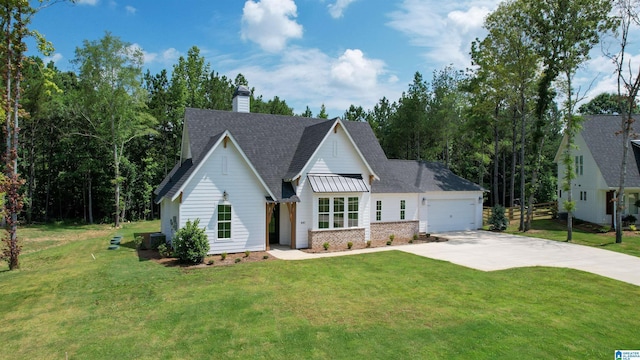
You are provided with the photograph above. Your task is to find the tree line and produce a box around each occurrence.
[2,0,639,269]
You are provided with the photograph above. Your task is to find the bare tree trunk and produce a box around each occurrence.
[88,173,93,224]
[510,111,517,208]
[493,105,500,206]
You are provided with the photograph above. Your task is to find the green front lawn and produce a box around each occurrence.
[1,221,639,359]
[506,219,640,257]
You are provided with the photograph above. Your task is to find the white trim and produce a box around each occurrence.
[170,130,276,202]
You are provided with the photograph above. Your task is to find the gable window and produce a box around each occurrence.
[217,204,231,239]
[376,200,382,221]
[334,198,345,228]
[575,155,583,176]
[400,200,406,220]
[318,198,330,229]
[348,197,359,227]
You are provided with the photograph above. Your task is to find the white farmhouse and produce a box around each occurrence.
[154,87,484,253]
[556,114,640,227]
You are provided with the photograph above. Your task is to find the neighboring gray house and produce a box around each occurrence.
[555,114,640,226]
[154,87,484,254]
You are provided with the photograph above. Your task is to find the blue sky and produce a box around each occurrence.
[29,0,639,117]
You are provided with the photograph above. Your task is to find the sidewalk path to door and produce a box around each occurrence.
[268,230,640,287]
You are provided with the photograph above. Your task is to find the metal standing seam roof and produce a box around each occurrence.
[308,174,370,193]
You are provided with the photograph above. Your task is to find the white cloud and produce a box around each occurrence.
[328,0,358,19]
[43,53,63,64]
[76,0,99,5]
[387,0,497,69]
[331,49,385,89]
[229,48,402,115]
[241,0,303,53]
[125,5,136,15]
[138,46,181,67]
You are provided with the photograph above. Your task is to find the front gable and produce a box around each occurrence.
[170,130,276,203]
[294,119,378,181]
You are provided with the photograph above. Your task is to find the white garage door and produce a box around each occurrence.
[427,199,476,233]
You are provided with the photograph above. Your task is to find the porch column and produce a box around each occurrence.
[266,203,276,250]
[286,202,297,249]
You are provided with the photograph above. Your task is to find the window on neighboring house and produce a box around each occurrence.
[400,200,406,220]
[334,197,344,228]
[580,191,583,201]
[376,200,382,221]
[559,189,562,199]
[575,155,583,176]
[217,204,231,239]
[629,193,639,214]
[584,191,587,201]
[318,198,330,229]
[348,197,359,227]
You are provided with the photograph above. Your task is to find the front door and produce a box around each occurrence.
[269,204,280,244]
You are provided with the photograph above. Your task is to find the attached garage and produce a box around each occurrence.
[425,198,477,233]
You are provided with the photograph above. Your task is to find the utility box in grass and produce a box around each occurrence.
[149,233,166,250]
[134,232,166,250]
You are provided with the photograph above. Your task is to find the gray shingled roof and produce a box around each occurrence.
[384,160,484,192]
[580,114,640,188]
[154,107,483,203]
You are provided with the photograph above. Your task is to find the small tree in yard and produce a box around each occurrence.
[172,219,209,264]
[489,205,509,231]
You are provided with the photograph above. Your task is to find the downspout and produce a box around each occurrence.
[613,190,617,231]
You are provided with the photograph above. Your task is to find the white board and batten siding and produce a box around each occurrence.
[370,194,419,223]
[179,140,269,254]
[420,192,483,233]
[557,133,609,225]
[295,125,374,247]
[160,197,180,241]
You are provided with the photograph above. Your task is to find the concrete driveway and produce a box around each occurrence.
[268,231,640,286]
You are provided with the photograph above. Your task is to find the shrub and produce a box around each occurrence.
[235,258,241,263]
[631,224,637,231]
[598,226,611,233]
[389,234,395,242]
[263,255,269,260]
[220,252,227,260]
[172,219,209,264]
[133,235,143,249]
[386,240,392,245]
[413,234,418,241]
[426,233,431,238]
[323,242,330,250]
[347,241,353,249]
[207,259,215,265]
[158,243,173,258]
[488,205,508,231]
[244,250,251,258]
[366,240,371,248]
[623,214,637,226]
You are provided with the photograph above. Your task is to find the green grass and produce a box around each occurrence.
[1,221,639,359]
[506,219,640,257]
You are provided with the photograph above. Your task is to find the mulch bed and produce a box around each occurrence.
[137,234,449,268]
[302,234,448,253]
[137,249,275,268]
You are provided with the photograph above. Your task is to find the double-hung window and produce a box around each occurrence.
[334,198,345,228]
[318,198,330,229]
[376,200,382,221]
[348,197,359,227]
[400,200,406,220]
[575,155,583,176]
[317,196,359,229]
[218,204,231,239]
